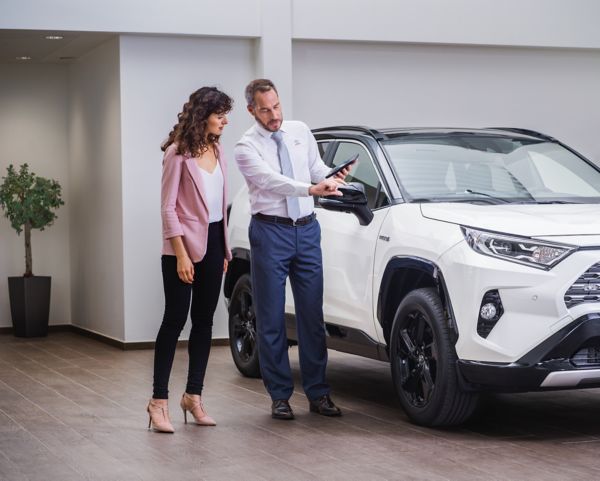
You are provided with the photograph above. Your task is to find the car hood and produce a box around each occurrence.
[420,203,600,237]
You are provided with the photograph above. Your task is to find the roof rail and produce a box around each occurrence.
[312,125,387,141]
[485,127,555,141]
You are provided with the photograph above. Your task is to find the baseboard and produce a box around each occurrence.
[68,325,128,349]
[0,324,229,350]
[0,324,71,334]
[117,337,229,350]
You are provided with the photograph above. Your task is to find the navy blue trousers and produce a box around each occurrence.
[249,216,330,401]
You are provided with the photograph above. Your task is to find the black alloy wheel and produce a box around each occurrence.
[390,287,478,426]
[228,274,261,378]
[395,308,437,409]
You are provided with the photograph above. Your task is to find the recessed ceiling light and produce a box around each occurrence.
[16,56,31,60]
[45,35,64,40]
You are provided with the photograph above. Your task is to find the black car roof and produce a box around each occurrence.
[312,126,554,142]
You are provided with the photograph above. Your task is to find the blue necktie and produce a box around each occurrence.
[272,131,301,222]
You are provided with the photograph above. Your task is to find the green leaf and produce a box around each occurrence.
[0,163,64,274]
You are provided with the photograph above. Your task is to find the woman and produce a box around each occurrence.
[147,87,233,433]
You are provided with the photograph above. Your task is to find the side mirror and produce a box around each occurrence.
[318,182,374,226]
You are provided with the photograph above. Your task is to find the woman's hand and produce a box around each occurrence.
[177,255,195,284]
[168,236,194,283]
[223,259,229,273]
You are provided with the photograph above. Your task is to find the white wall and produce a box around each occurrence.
[0,64,71,327]
[3,0,600,49]
[119,35,256,342]
[3,0,600,342]
[68,37,124,340]
[0,0,261,38]
[292,41,600,163]
[292,0,600,49]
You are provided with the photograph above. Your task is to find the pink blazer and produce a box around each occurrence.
[161,143,232,263]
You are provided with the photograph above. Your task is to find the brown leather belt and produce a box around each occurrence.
[252,212,316,226]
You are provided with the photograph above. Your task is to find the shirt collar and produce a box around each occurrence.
[255,121,287,139]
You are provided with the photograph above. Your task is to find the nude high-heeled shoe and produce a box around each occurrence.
[180,393,216,426]
[147,399,175,433]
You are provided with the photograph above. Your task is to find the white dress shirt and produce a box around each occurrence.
[234,120,330,218]
[196,162,224,223]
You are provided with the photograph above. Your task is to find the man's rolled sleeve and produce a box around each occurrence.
[235,141,311,197]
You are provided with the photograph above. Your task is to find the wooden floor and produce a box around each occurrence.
[2,333,600,481]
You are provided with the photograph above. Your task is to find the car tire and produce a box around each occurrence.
[228,273,261,378]
[390,287,478,426]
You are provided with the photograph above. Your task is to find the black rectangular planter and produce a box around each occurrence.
[8,276,51,337]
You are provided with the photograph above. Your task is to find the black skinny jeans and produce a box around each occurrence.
[152,221,225,399]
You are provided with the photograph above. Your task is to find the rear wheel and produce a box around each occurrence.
[390,287,478,426]
[228,274,261,378]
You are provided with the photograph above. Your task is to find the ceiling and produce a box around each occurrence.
[0,29,115,64]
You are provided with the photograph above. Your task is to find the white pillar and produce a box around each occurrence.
[256,0,293,116]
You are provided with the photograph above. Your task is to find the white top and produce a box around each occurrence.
[234,120,330,218]
[197,162,224,223]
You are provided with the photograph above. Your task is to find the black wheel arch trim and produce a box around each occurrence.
[230,247,251,262]
[377,256,458,343]
[224,247,251,300]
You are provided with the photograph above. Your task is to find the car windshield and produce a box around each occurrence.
[383,133,600,204]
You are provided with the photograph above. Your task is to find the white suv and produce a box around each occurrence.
[224,126,600,426]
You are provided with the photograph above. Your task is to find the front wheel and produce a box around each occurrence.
[390,288,478,426]
[228,274,261,378]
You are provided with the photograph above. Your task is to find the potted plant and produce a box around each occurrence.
[0,164,64,337]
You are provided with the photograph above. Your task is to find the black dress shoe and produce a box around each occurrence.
[309,394,342,417]
[271,399,294,420]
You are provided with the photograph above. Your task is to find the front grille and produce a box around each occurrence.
[565,262,600,308]
[571,346,600,367]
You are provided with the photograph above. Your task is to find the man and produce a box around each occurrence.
[234,79,350,420]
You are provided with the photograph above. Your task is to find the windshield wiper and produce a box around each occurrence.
[408,196,500,205]
[464,189,510,204]
[517,200,582,204]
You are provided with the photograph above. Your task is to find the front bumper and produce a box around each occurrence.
[457,313,600,392]
[442,239,600,363]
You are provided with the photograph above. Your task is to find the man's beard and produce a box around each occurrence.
[255,116,282,132]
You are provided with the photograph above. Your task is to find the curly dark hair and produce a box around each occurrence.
[161,86,233,156]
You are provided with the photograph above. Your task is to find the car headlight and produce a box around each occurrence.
[461,227,575,270]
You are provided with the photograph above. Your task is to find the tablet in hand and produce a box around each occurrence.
[325,154,358,178]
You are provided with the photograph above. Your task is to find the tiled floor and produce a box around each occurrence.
[1,332,600,480]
